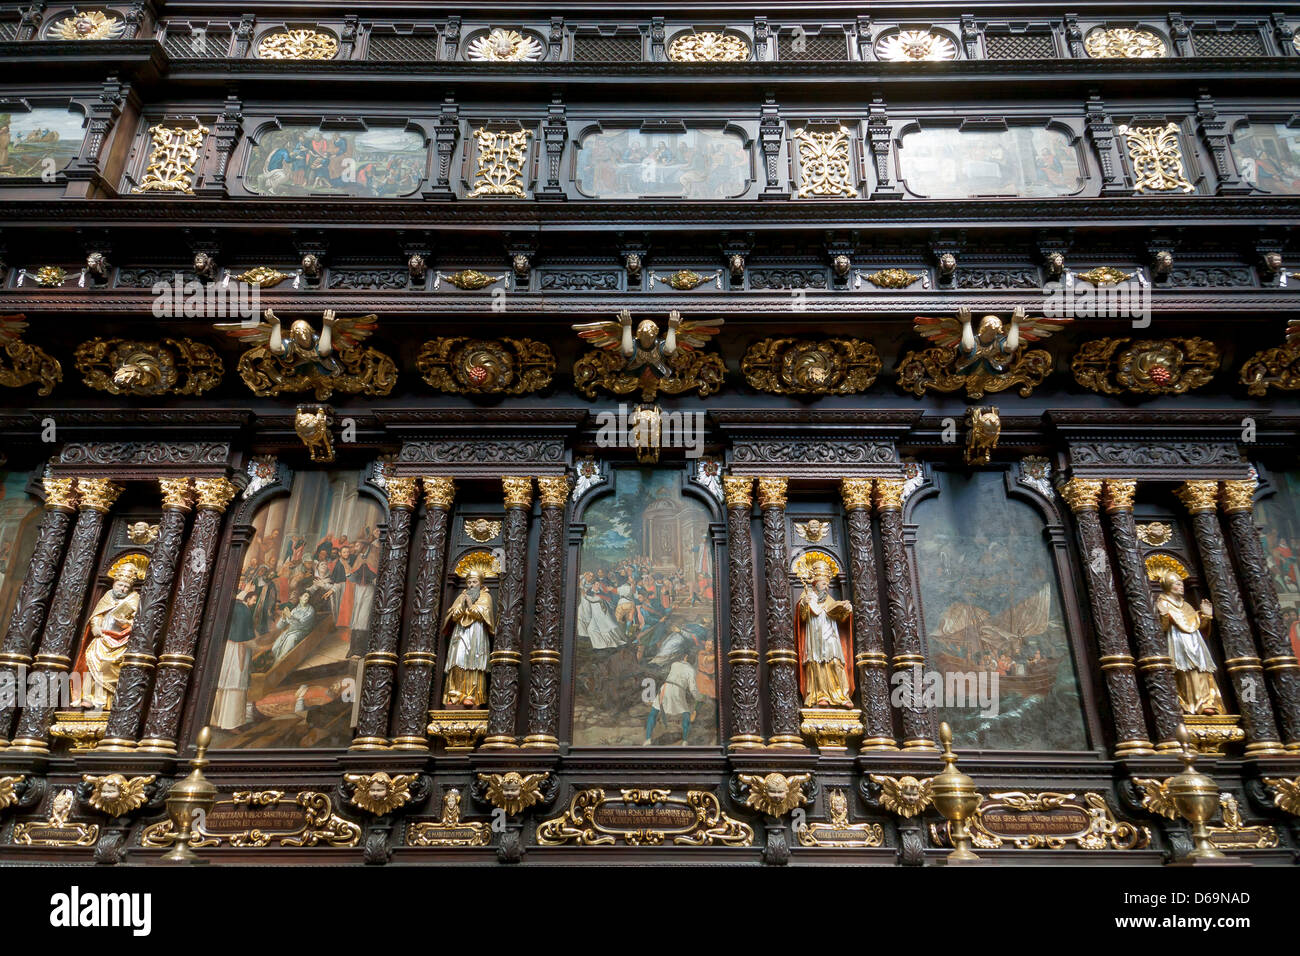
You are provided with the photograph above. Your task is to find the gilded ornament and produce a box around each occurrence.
[344,772,417,816]
[477,771,548,816]
[1018,457,1054,500]
[573,309,725,402]
[11,789,98,847]
[1206,793,1278,850]
[463,518,502,543]
[741,337,881,395]
[142,789,361,849]
[33,265,68,287]
[135,124,209,194]
[417,337,554,395]
[467,128,531,198]
[384,477,420,511]
[536,475,571,508]
[874,479,906,512]
[256,29,339,60]
[406,790,492,847]
[840,478,874,511]
[964,406,1000,466]
[755,477,788,509]
[74,337,223,397]
[667,31,750,62]
[1070,337,1220,396]
[426,710,489,751]
[736,772,811,817]
[502,477,534,509]
[0,314,62,396]
[793,126,857,198]
[930,723,982,863]
[1132,726,1226,860]
[1102,479,1137,513]
[44,477,79,511]
[933,791,1149,851]
[1135,522,1172,546]
[82,774,155,817]
[439,270,506,290]
[536,788,753,846]
[1240,321,1300,395]
[799,707,864,751]
[50,710,109,751]
[49,10,124,41]
[1084,27,1167,58]
[234,267,290,288]
[1074,266,1135,286]
[1119,123,1195,193]
[422,477,456,511]
[1144,553,1189,583]
[295,406,333,462]
[1059,477,1103,513]
[76,478,124,513]
[107,552,149,582]
[0,776,23,810]
[899,307,1066,399]
[653,269,718,291]
[874,29,958,61]
[1260,777,1300,816]
[722,475,754,509]
[126,520,160,544]
[871,774,934,818]
[465,28,544,62]
[862,268,921,289]
[1175,480,1220,515]
[793,519,830,543]
[1219,480,1257,514]
[796,788,885,848]
[192,477,237,514]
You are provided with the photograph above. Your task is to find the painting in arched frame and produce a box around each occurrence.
[0,470,42,632]
[1255,470,1300,661]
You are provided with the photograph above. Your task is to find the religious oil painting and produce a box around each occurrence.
[243,125,426,197]
[572,469,719,746]
[913,471,1089,750]
[574,127,750,199]
[897,125,1086,198]
[1255,469,1300,661]
[0,107,86,179]
[0,470,41,632]
[208,471,385,749]
[1231,123,1300,194]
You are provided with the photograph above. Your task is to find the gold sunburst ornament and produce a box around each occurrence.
[466,28,544,62]
[875,30,958,62]
[791,549,840,584]
[49,10,125,41]
[454,550,501,580]
[1145,553,1189,582]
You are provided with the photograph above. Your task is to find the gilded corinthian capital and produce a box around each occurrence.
[75,478,124,513]
[422,477,456,511]
[385,477,420,511]
[502,477,534,509]
[840,478,874,511]
[1102,479,1137,513]
[159,477,195,512]
[42,477,78,512]
[722,476,754,509]
[1175,480,1220,515]
[193,477,238,513]
[1059,477,1103,513]
[536,476,571,508]
[755,477,788,509]
[873,479,906,512]
[1219,479,1258,514]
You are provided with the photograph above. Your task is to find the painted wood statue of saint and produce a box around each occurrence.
[71,558,146,709]
[1154,569,1227,715]
[442,553,498,708]
[794,553,854,708]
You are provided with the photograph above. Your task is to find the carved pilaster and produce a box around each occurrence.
[1085,94,1130,195]
[99,479,194,750]
[875,480,936,752]
[350,478,419,751]
[1195,92,1249,195]
[537,95,568,201]
[759,93,790,199]
[757,478,802,748]
[841,479,894,750]
[1103,480,1183,750]
[10,479,123,753]
[0,478,78,746]
[1218,481,1300,752]
[866,95,902,199]
[425,93,459,201]
[137,478,237,754]
[524,476,570,748]
[1060,478,1153,756]
[724,477,762,749]
[390,477,455,750]
[483,477,533,750]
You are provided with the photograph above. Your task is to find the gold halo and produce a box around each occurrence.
[454,550,501,580]
[1145,553,1188,582]
[107,553,150,582]
[791,549,840,584]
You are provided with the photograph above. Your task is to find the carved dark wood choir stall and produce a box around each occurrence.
[0,0,1297,865]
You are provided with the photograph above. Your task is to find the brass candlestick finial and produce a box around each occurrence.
[161,726,216,865]
[1168,723,1225,861]
[931,722,981,863]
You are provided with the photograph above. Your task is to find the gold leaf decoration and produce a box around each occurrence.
[1119,123,1194,193]
[863,268,921,289]
[667,31,750,62]
[440,270,506,290]
[234,267,290,288]
[49,11,124,41]
[74,337,223,397]
[1075,266,1135,286]
[134,125,209,194]
[467,128,531,198]
[741,337,881,395]
[1084,27,1167,58]
[256,29,339,60]
[417,337,555,395]
[1071,337,1220,395]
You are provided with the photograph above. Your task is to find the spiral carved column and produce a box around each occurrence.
[757,478,803,749]
[0,477,78,748]
[1220,479,1300,751]
[524,475,571,750]
[1102,480,1183,752]
[11,478,124,753]
[137,477,238,754]
[483,477,533,750]
[841,479,895,750]
[350,478,419,751]
[723,477,762,750]
[390,477,455,751]
[875,479,936,752]
[1176,481,1285,756]
[1060,478,1153,756]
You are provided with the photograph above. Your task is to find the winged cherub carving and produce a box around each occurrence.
[572,309,725,401]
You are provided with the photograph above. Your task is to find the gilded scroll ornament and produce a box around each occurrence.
[438,269,506,290]
[741,337,881,395]
[1240,320,1300,396]
[464,518,502,543]
[651,269,719,291]
[33,265,68,287]
[736,772,811,818]
[233,266,290,288]
[74,337,223,397]
[1070,337,1220,396]
[932,791,1150,851]
[406,790,492,847]
[899,307,1067,399]
[467,128,531,198]
[793,126,857,198]
[135,124,209,194]
[1206,793,1278,850]
[964,406,1000,466]
[1260,776,1300,816]
[256,29,339,60]
[573,309,725,401]
[796,789,884,847]
[1119,123,1194,193]
[217,309,397,399]
[295,405,334,462]
[417,337,555,395]
[49,10,124,41]
[862,268,921,289]
[142,790,361,849]
[82,774,155,817]
[1074,266,1135,286]
[874,29,958,61]
[0,314,62,395]
[344,772,418,816]
[1084,27,1167,58]
[11,790,98,847]
[477,772,548,816]
[870,774,934,818]
[536,788,754,846]
[667,31,750,62]
[465,28,544,62]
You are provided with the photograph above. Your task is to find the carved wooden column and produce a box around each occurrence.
[390,477,454,751]
[137,477,237,754]
[1103,480,1183,751]
[483,477,532,750]
[1220,479,1300,751]
[11,478,123,753]
[0,477,78,747]
[1176,481,1285,756]
[1060,478,1153,756]
[350,478,419,751]
[875,480,936,752]
[841,479,895,750]
[524,476,570,750]
[99,478,194,751]
[757,478,803,749]
[723,477,763,750]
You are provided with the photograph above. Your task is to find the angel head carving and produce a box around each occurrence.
[870,773,934,818]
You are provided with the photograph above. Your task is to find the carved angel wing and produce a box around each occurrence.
[328,312,379,352]
[0,314,29,344]
[1287,319,1300,346]
[674,316,725,352]
[1132,777,1178,819]
[1263,776,1300,816]
[913,314,964,349]
[572,319,625,352]
[1013,310,1071,343]
[215,309,276,347]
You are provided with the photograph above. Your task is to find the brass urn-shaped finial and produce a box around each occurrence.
[161,726,217,864]
[1167,723,1225,861]
[930,722,981,863]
